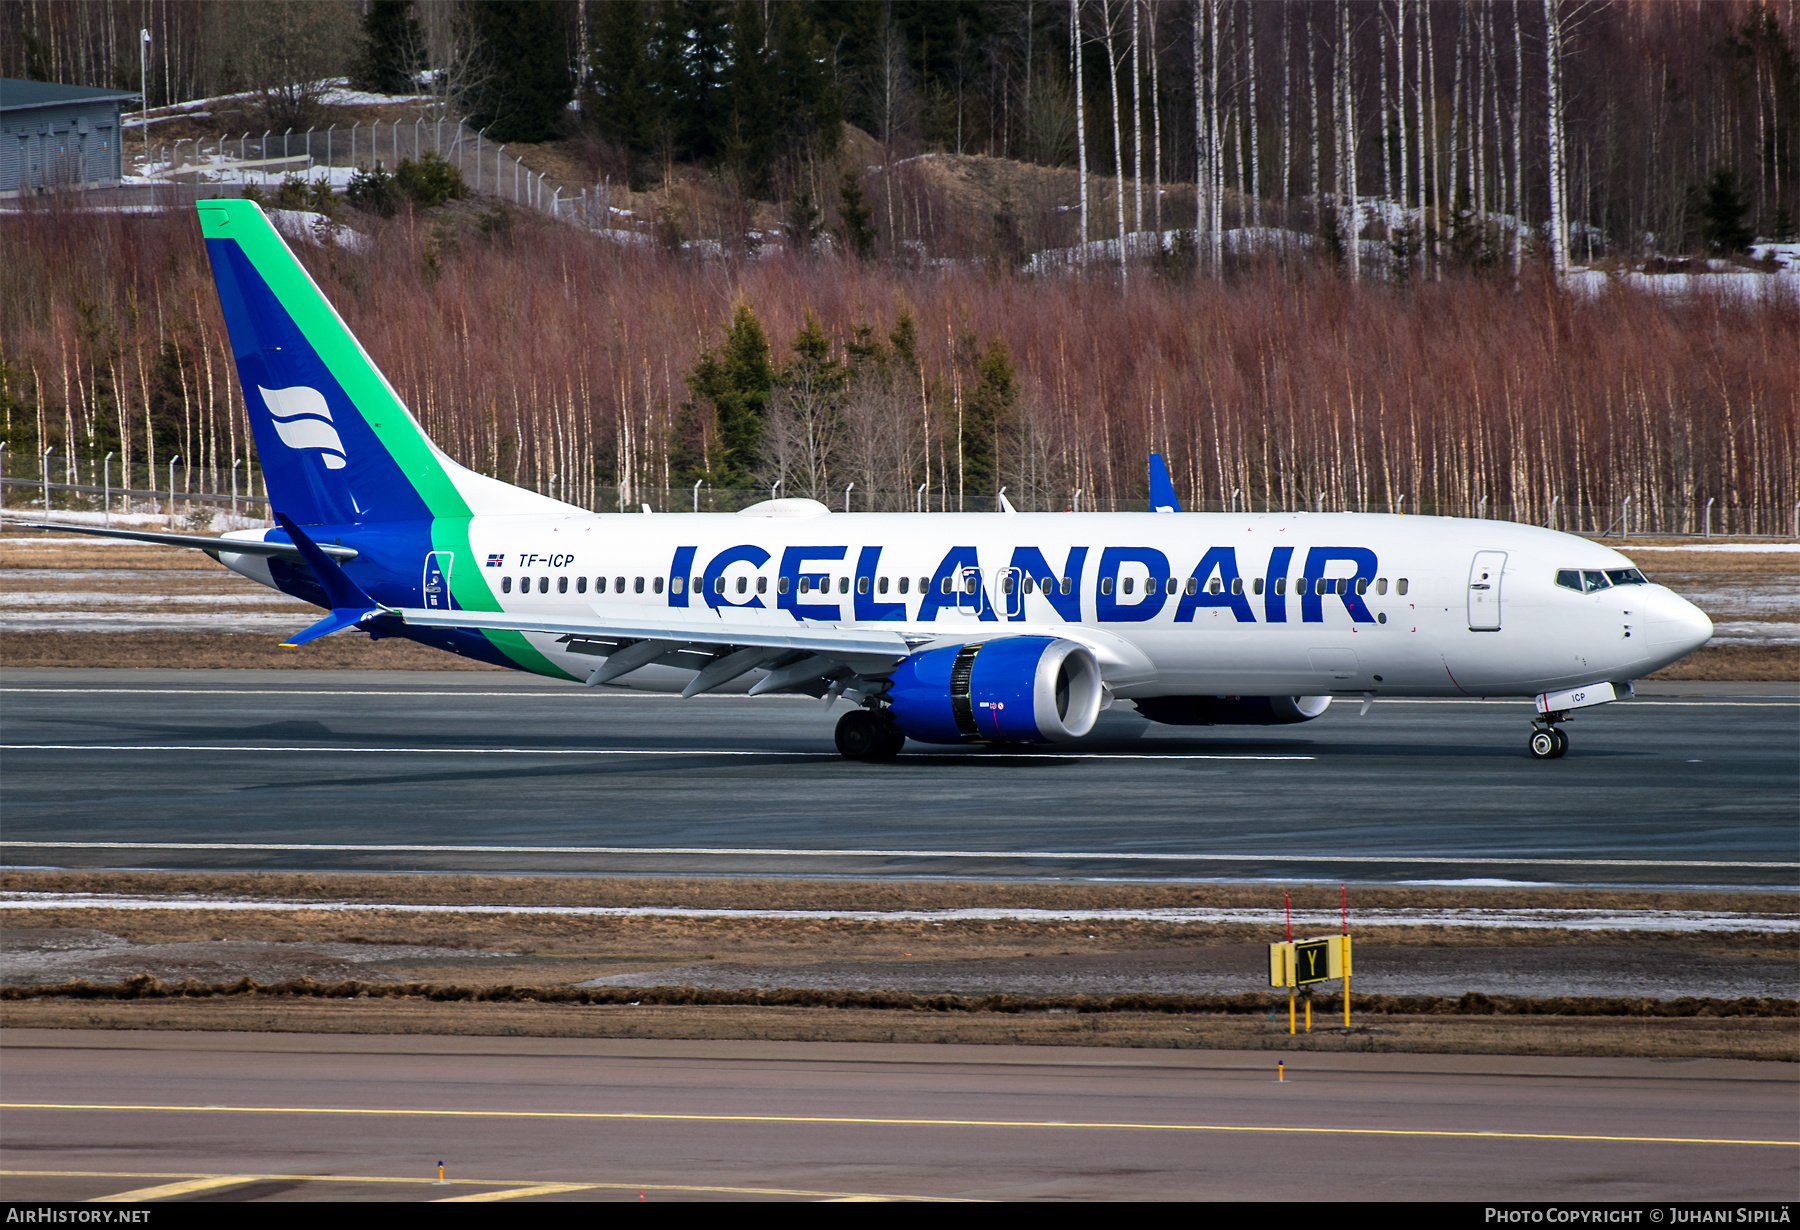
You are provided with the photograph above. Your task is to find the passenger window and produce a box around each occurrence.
[1274,577,1286,596]
[1101,577,1115,596]
[713,577,725,594]
[1355,578,1368,595]
[672,576,684,595]
[1042,578,1054,596]
[941,577,952,595]
[635,577,644,594]
[1185,577,1199,596]
[557,576,568,594]
[1060,577,1072,595]
[693,576,702,594]
[576,576,587,594]
[757,576,767,594]
[839,576,849,594]
[878,577,889,594]
[654,577,664,594]
[1396,578,1409,596]
[735,576,746,594]
[778,577,790,595]
[614,577,625,593]
[539,577,549,594]
[921,577,930,594]
[898,577,909,594]
[1313,578,1326,596]
[1337,579,1348,596]
[1376,578,1387,595]
[1122,577,1134,596]
[1253,577,1264,595]
[799,577,811,594]
[1166,578,1178,595]
[501,577,512,593]
[858,577,870,595]
[1208,578,1221,595]
[962,574,977,595]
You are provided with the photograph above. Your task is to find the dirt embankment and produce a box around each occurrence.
[3,873,1794,1059]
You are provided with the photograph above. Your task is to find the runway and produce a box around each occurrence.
[1,1030,1794,1201]
[3,670,1795,887]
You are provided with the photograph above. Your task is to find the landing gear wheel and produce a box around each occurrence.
[1529,728,1558,759]
[872,719,906,759]
[834,709,883,760]
[1550,728,1569,758]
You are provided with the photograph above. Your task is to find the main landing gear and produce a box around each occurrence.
[1528,714,1570,760]
[835,707,906,760]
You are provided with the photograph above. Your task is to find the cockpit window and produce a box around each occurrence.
[1559,568,1644,593]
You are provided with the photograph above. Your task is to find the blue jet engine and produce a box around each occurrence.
[885,636,1104,745]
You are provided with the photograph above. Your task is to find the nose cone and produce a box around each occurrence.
[1647,588,1714,657]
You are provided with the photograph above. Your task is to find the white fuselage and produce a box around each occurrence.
[221,508,1711,699]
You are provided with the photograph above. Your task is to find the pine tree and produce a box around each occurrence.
[352,0,421,96]
[838,172,876,259]
[1698,167,1754,255]
[961,338,1015,505]
[685,303,775,487]
[464,0,574,144]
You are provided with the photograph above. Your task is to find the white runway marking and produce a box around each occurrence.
[0,744,1316,761]
[1,840,1791,870]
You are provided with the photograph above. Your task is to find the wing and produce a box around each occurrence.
[395,606,920,697]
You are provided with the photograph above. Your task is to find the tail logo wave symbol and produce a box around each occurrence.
[260,385,347,470]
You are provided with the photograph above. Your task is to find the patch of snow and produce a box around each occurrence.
[267,209,369,255]
[1565,266,1800,302]
[1749,240,1800,270]
[2,894,1793,934]
[1625,544,1800,553]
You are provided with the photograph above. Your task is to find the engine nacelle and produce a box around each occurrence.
[886,636,1104,745]
[1133,695,1333,726]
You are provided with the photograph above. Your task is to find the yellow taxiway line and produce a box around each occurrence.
[1,1169,955,1202]
[4,1103,1795,1148]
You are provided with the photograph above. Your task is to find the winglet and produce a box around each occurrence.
[1149,454,1181,513]
[274,512,386,646]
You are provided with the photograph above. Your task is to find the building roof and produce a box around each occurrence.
[0,78,142,113]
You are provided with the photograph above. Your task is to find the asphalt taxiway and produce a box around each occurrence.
[2,670,1795,887]
[1,1030,1795,1202]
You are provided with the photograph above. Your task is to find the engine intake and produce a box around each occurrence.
[886,636,1104,745]
[1133,695,1333,726]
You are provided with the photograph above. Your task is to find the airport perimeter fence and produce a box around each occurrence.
[4,456,1795,539]
[82,118,624,231]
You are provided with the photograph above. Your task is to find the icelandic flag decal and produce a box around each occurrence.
[485,553,505,568]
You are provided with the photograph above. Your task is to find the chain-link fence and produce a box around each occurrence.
[5,451,1796,538]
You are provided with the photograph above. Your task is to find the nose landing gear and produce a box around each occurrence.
[835,706,906,760]
[1528,715,1570,759]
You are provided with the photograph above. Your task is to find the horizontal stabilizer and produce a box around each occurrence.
[282,606,387,647]
[9,521,357,560]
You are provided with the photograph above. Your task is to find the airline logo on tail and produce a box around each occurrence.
[259,384,347,470]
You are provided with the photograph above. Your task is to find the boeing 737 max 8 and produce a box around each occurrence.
[31,200,1713,760]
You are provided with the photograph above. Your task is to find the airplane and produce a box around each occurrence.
[28,199,1713,761]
